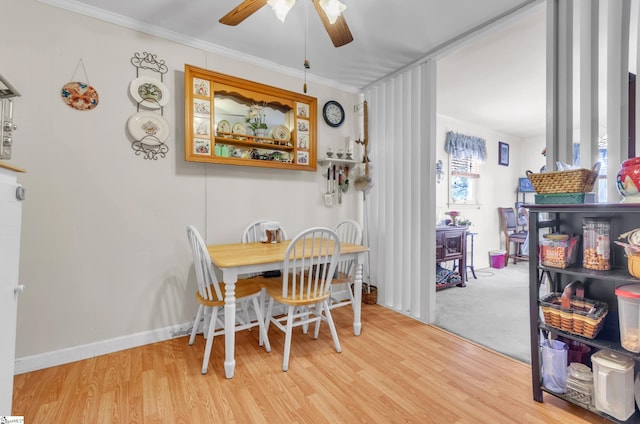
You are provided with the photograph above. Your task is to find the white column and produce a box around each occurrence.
[546,0,574,169]
[606,0,631,201]
[419,60,437,323]
[579,0,599,170]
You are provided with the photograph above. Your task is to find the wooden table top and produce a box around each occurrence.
[208,240,368,268]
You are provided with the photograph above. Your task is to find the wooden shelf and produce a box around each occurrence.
[215,134,294,151]
[317,157,358,166]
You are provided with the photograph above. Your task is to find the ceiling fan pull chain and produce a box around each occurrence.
[303,0,309,93]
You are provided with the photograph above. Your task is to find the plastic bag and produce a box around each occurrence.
[541,339,568,393]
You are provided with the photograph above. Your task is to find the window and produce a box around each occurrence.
[449,156,480,205]
[444,131,486,205]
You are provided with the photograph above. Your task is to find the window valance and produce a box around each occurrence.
[444,131,487,162]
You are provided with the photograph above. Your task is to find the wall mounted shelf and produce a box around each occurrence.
[317,157,358,167]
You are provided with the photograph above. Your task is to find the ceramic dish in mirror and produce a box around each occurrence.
[272,124,291,142]
[216,120,231,136]
[232,122,246,137]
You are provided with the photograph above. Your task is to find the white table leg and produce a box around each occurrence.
[353,255,363,336]
[222,270,238,378]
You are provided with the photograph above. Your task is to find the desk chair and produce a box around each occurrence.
[186,225,270,374]
[330,219,363,310]
[260,227,342,371]
[498,207,529,265]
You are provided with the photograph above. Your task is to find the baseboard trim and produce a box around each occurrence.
[14,322,193,374]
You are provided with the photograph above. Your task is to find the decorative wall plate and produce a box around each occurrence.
[232,122,246,135]
[271,125,291,142]
[127,111,170,143]
[217,120,231,136]
[61,82,99,110]
[129,76,169,109]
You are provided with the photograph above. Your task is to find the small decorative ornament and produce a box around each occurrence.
[616,157,640,203]
[60,59,99,110]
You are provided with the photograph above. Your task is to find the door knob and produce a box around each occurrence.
[14,284,25,294]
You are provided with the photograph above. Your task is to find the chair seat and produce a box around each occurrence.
[195,279,264,307]
[331,271,351,284]
[261,278,331,306]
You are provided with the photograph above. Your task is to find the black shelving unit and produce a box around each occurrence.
[528,203,640,423]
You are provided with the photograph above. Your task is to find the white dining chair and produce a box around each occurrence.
[240,219,289,344]
[186,225,271,374]
[241,219,288,244]
[260,227,342,371]
[330,219,363,311]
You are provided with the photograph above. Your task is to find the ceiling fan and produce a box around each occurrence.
[219,0,353,48]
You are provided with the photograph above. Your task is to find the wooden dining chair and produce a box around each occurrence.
[330,219,363,311]
[186,225,271,374]
[260,227,342,371]
[498,207,529,265]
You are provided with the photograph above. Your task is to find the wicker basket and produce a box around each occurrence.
[361,283,378,305]
[540,292,608,339]
[526,163,600,194]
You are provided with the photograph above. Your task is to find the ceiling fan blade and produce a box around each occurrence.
[312,0,353,47]
[219,0,268,26]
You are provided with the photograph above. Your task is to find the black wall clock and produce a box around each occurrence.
[322,100,345,127]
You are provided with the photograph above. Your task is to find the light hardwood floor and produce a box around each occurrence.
[12,304,603,423]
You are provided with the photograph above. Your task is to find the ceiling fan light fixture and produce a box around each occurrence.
[318,0,346,24]
[267,0,296,22]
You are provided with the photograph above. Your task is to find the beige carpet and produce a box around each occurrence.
[434,261,536,364]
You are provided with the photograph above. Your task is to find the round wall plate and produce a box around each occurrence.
[129,76,169,109]
[127,111,170,143]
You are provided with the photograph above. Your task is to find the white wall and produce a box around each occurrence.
[3,0,360,370]
[435,114,537,269]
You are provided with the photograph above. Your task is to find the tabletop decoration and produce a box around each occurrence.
[616,157,640,203]
[444,211,460,226]
[456,217,472,227]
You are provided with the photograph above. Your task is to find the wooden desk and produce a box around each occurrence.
[208,240,369,378]
[436,226,467,289]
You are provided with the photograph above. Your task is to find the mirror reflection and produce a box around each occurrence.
[214,96,292,137]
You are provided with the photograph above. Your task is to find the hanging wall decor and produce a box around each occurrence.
[498,141,509,166]
[60,59,99,111]
[127,52,169,160]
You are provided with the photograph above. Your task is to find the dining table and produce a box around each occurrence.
[207,239,369,378]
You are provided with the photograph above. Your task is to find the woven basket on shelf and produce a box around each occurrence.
[540,292,608,339]
[526,163,600,194]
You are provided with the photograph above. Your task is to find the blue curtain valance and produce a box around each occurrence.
[444,131,487,162]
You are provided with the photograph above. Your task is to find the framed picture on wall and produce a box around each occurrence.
[498,142,509,166]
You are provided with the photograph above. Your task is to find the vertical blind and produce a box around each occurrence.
[363,60,437,322]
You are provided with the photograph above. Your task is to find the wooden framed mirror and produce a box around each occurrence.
[184,64,317,171]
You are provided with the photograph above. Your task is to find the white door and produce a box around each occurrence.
[0,169,23,414]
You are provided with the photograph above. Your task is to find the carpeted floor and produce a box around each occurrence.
[434,260,538,364]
